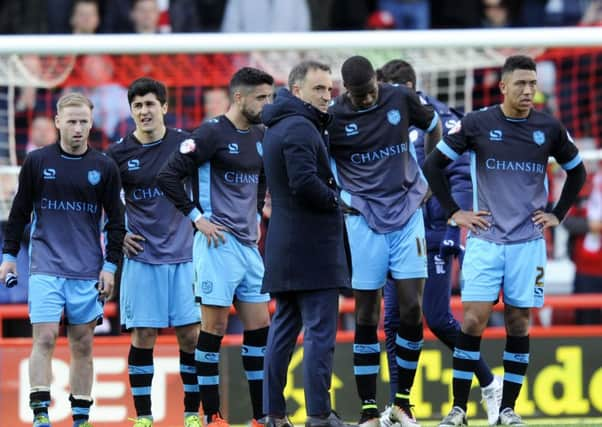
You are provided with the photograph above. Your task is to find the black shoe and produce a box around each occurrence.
[265,415,294,427]
[305,411,356,427]
[358,408,380,427]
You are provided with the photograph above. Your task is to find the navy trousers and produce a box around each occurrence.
[263,288,339,417]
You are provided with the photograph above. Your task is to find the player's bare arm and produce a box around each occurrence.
[98,269,115,301]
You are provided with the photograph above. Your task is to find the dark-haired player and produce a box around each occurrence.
[424,55,586,426]
[0,92,125,427]
[158,67,274,427]
[328,55,441,427]
[377,59,502,426]
[107,77,201,427]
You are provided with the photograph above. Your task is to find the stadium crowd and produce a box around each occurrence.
[0,0,599,34]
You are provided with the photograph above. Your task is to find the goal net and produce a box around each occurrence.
[0,54,75,165]
[0,29,600,222]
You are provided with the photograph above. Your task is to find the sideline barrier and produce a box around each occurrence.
[3,294,602,338]
[1,295,601,425]
[1,334,601,426]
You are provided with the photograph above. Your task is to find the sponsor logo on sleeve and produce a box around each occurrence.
[179,138,196,154]
[449,121,462,135]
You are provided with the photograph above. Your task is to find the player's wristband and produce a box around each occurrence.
[188,207,203,222]
[2,254,17,263]
[102,262,117,274]
[447,208,460,226]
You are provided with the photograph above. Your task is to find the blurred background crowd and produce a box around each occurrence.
[1,0,601,34]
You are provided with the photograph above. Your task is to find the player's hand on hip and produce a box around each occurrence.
[98,270,115,301]
[532,210,559,230]
[123,232,145,257]
[0,260,17,285]
[194,216,227,248]
[450,209,491,234]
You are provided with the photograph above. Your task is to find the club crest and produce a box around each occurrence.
[533,130,545,145]
[256,141,263,157]
[387,109,401,125]
[88,170,101,186]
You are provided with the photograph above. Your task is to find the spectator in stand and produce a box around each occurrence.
[102,0,204,33]
[481,0,515,27]
[9,55,58,164]
[378,0,430,29]
[565,167,602,324]
[70,0,100,34]
[484,0,525,27]
[14,55,45,114]
[544,0,589,26]
[221,0,310,32]
[580,0,602,25]
[202,87,230,121]
[130,0,162,33]
[65,54,130,142]
[24,116,57,155]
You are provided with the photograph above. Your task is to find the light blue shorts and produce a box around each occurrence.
[28,274,103,325]
[345,208,428,290]
[461,237,547,308]
[193,231,269,307]
[120,259,200,329]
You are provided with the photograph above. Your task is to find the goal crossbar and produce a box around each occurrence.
[0,27,601,55]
